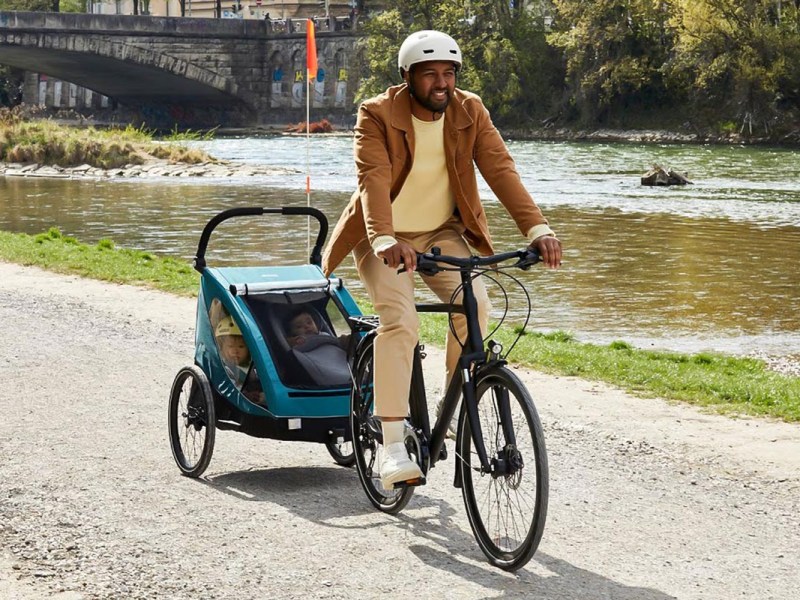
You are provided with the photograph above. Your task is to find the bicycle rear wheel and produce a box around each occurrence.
[350,339,415,514]
[457,365,548,571]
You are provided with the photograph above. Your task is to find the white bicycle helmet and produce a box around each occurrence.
[397,30,462,75]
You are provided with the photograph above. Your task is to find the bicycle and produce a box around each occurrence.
[348,246,549,571]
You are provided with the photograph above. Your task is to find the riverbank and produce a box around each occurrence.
[29,109,800,147]
[1,127,793,182]
[504,126,800,145]
[0,112,303,179]
[0,159,299,180]
[223,124,800,146]
[200,113,800,146]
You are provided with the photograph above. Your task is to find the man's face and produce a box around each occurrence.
[405,60,457,114]
[289,312,319,338]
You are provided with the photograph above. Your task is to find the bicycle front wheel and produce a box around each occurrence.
[457,365,548,571]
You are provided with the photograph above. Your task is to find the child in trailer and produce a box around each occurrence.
[215,316,265,405]
[283,306,351,386]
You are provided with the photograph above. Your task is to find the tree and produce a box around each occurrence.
[0,66,23,107]
[0,0,83,10]
[0,0,54,9]
[450,0,564,123]
[548,0,676,124]
[666,0,800,133]
[357,0,563,126]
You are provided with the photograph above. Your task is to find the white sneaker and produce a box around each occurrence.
[435,398,458,441]
[379,442,422,490]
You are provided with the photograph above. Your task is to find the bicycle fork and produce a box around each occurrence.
[454,349,521,488]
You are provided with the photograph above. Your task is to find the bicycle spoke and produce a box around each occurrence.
[169,366,215,478]
[459,367,548,570]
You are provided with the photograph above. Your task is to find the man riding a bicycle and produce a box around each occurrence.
[322,30,562,490]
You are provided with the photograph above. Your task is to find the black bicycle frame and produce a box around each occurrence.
[360,246,538,480]
[411,266,501,477]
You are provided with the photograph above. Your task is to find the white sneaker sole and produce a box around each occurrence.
[380,464,423,491]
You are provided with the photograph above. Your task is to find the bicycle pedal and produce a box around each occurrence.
[393,476,426,489]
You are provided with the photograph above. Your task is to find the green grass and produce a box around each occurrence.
[2,228,798,422]
[159,125,218,142]
[418,313,800,423]
[0,108,214,168]
[0,228,198,296]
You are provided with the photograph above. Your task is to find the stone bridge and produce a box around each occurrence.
[0,11,363,127]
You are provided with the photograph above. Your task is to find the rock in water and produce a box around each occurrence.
[641,165,693,185]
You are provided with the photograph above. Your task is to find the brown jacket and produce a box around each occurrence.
[322,84,549,275]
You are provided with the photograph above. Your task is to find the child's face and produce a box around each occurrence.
[220,335,250,365]
[289,312,319,338]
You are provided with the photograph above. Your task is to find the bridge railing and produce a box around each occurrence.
[266,16,359,35]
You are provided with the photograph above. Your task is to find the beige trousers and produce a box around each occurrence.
[353,219,490,418]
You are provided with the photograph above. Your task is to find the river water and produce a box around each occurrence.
[1,136,798,362]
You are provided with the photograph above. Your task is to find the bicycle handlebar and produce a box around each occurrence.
[413,247,541,277]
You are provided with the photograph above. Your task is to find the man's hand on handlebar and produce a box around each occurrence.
[530,235,562,269]
[378,241,417,273]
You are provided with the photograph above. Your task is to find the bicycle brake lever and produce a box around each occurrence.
[415,255,441,276]
[514,249,542,270]
[386,257,415,275]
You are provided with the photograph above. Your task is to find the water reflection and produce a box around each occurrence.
[1,137,798,361]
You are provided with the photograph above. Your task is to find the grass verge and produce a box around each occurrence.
[0,228,198,296]
[2,228,798,422]
[0,108,214,168]
[417,315,800,424]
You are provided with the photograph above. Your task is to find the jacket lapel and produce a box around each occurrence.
[443,89,473,161]
[390,85,414,158]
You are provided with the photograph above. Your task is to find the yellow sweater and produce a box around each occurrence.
[371,113,554,254]
[392,115,455,233]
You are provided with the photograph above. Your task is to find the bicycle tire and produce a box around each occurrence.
[325,438,356,467]
[168,365,216,478]
[457,365,548,571]
[350,338,415,514]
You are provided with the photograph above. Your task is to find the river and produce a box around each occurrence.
[1,136,798,362]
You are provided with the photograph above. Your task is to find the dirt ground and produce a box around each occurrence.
[1,261,798,600]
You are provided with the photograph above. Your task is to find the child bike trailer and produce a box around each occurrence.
[168,206,360,478]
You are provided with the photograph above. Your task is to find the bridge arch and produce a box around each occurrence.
[268,49,286,109]
[0,32,252,110]
[0,11,362,127]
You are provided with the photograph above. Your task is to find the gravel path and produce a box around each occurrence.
[1,262,798,600]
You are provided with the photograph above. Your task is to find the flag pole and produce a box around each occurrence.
[305,19,317,262]
[306,64,310,260]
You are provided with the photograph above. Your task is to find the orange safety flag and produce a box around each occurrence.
[306,19,317,81]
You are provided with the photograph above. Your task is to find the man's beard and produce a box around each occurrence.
[409,81,450,114]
